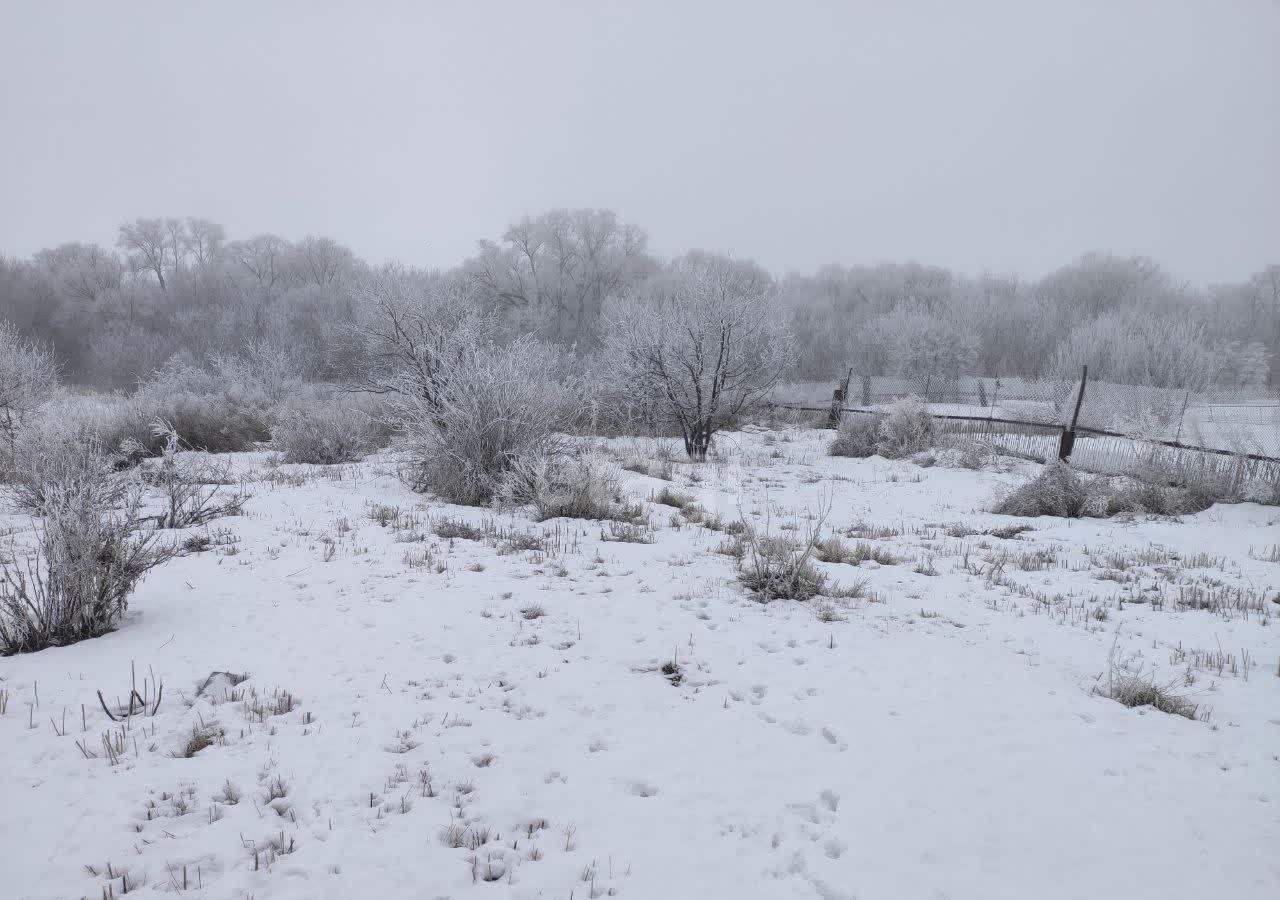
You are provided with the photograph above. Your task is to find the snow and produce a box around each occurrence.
[2,428,1278,900]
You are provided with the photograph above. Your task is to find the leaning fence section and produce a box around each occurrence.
[770,369,1280,496]
[773,372,1280,457]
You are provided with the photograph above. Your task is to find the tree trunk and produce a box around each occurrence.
[684,419,713,461]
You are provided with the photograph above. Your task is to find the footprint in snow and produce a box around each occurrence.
[629,781,659,798]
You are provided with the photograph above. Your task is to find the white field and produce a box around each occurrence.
[1,428,1278,900]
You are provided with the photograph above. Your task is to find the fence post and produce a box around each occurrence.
[1058,365,1088,462]
[1173,390,1191,444]
[924,374,932,404]
[827,383,845,429]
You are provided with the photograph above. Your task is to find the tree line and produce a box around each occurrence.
[1,210,1276,392]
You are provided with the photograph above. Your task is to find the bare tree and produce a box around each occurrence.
[294,236,357,286]
[466,209,652,345]
[602,255,795,460]
[184,218,226,269]
[116,217,172,289]
[227,234,291,300]
[347,269,492,411]
[163,218,190,275]
[33,243,122,303]
[1037,252,1173,318]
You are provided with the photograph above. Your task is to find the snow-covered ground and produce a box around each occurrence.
[2,428,1278,900]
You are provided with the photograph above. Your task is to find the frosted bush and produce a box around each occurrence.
[499,453,635,521]
[829,397,937,460]
[7,430,126,513]
[395,336,581,506]
[829,415,881,458]
[146,425,252,528]
[994,463,1090,518]
[131,359,272,453]
[0,457,175,653]
[272,397,377,464]
[875,397,936,458]
[5,391,150,472]
[993,463,1239,520]
[35,357,286,458]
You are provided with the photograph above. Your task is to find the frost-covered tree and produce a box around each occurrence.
[466,209,652,346]
[117,217,177,290]
[1049,309,1216,390]
[292,236,359,287]
[0,320,61,468]
[347,268,493,411]
[226,234,291,300]
[183,218,226,269]
[1036,252,1174,317]
[33,243,122,303]
[1212,341,1271,390]
[870,303,980,379]
[602,255,795,460]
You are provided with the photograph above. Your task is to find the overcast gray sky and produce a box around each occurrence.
[1,1,1276,284]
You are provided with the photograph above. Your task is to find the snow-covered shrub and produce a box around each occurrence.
[209,339,303,407]
[1100,470,1238,517]
[829,414,882,458]
[68,356,280,457]
[499,453,637,522]
[926,443,987,470]
[1241,464,1280,507]
[733,508,855,603]
[0,461,176,653]
[6,431,125,513]
[875,397,936,459]
[354,271,577,503]
[4,390,145,476]
[738,532,828,602]
[131,359,272,454]
[1095,672,1198,720]
[396,336,580,506]
[1099,478,1186,517]
[145,425,252,528]
[998,461,1242,521]
[272,395,378,464]
[994,462,1090,518]
[829,399,937,460]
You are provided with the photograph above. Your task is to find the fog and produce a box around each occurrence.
[3,0,1277,284]
[2,9,1280,892]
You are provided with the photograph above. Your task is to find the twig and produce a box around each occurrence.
[97,690,119,722]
